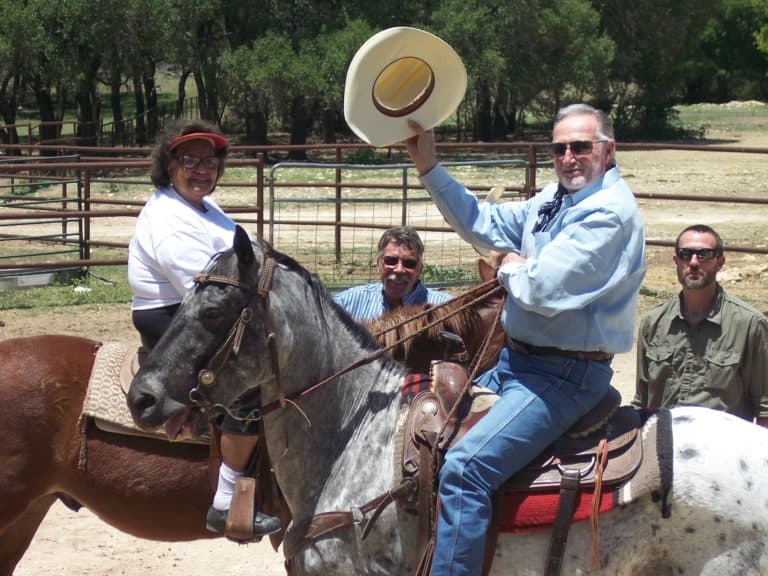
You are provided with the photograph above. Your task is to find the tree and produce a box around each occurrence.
[594,0,718,136]
[100,0,177,145]
[432,0,613,140]
[168,0,230,123]
[221,32,297,145]
[0,1,28,150]
[301,20,374,143]
[688,0,768,102]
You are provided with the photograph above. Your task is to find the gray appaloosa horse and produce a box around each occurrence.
[129,226,768,576]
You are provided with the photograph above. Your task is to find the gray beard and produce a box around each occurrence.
[679,274,711,290]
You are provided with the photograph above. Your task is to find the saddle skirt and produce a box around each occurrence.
[79,341,208,444]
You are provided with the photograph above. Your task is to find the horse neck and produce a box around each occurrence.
[264,353,406,521]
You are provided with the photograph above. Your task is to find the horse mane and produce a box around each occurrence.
[256,240,383,351]
[364,279,503,366]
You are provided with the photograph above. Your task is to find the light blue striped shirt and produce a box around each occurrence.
[420,164,645,353]
[333,280,453,321]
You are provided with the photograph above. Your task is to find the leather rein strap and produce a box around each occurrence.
[187,263,508,562]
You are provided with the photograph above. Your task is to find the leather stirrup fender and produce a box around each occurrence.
[225,476,257,542]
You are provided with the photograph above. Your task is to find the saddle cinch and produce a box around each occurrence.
[402,340,643,576]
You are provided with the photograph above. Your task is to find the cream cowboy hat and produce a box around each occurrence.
[344,27,467,148]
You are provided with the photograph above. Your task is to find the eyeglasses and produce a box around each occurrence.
[381,255,419,269]
[551,140,605,157]
[676,247,719,261]
[177,155,220,170]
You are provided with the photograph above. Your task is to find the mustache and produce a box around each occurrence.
[386,272,409,282]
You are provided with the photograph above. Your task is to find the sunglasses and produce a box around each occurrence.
[676,247,719,261]
[177,155,220,170]
[381,255,419,269]
[551,140,604,157]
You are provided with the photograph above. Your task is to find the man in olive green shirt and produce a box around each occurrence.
[632,224,768,427]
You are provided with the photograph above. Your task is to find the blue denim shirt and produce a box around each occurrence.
[420,164,645,353]
[333,280,453,321]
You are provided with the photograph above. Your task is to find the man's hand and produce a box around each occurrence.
[405,120,437,176]
[498,252,526,267]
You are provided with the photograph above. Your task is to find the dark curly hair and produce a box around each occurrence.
[150,119,228,188]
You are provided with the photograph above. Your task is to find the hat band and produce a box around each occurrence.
[371,57,436,118]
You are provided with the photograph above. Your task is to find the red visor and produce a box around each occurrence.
[168,132,227,151]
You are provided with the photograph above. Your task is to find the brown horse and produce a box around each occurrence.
[0,275,504,575]
[364,274,505,376]
[0,335,219,576]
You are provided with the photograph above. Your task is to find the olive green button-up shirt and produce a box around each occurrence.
[633,285,768,421]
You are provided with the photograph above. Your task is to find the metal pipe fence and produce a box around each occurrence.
[0,142,765,290]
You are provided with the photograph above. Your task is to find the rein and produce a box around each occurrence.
[188,259,507,560]
[258,278,505,419]
[189,264,505,425]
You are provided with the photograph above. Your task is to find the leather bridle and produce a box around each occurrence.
[186,255,505,428]
[187,255,283,422]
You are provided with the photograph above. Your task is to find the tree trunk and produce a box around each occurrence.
[143,64,158,142]
[491,99,507,141]
[176,70,190,119]
[288,96,308,161]
[74,60,101,148]
[475,81,492,141]
[32,77,59,156]
[321,107,336,143]
[133,76,146,146]
[193,71,211,121]
[244,99,269,147]
[0,73,21,155]
[109,60,125,146]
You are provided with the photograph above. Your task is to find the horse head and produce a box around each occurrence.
[128,225,388,440]
[128,226,262,435]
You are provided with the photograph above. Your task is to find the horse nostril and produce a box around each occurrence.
[134,392,157,418]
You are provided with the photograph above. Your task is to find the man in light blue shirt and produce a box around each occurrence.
[333,226,452,321]
[406,103,646,576]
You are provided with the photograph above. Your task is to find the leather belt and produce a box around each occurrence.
[506,335,613,362]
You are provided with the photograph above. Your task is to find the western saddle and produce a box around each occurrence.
[400,332,643,576]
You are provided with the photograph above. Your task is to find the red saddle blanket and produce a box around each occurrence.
[500,490,614,533]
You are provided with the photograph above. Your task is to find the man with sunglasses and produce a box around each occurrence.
[405,103,645,576]
[633,224,768,427]
[333,226,452,320]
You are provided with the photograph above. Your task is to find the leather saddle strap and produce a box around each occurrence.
[416,443,437,564]
[208,426,222,495]
[284,480,414,560]
[544,468,581,576]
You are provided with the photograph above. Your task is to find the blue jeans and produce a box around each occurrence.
[431,346,613,575]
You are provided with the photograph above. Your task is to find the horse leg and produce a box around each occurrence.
[0,494,57,576]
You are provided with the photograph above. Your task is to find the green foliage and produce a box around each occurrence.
[0,0,767,146]
[594,0,722,135]
[421,264,475,284]
[689,0,768,102]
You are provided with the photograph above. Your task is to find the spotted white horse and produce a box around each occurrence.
[129,226,768,575]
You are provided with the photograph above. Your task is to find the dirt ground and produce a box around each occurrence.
[6,111,768,575]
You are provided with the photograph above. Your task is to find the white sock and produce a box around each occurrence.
[212,462,243,511]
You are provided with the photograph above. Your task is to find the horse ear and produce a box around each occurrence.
[478,257,497,282]
[233,226,255,266]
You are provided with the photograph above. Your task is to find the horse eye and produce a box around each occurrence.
[203,307,220,320]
